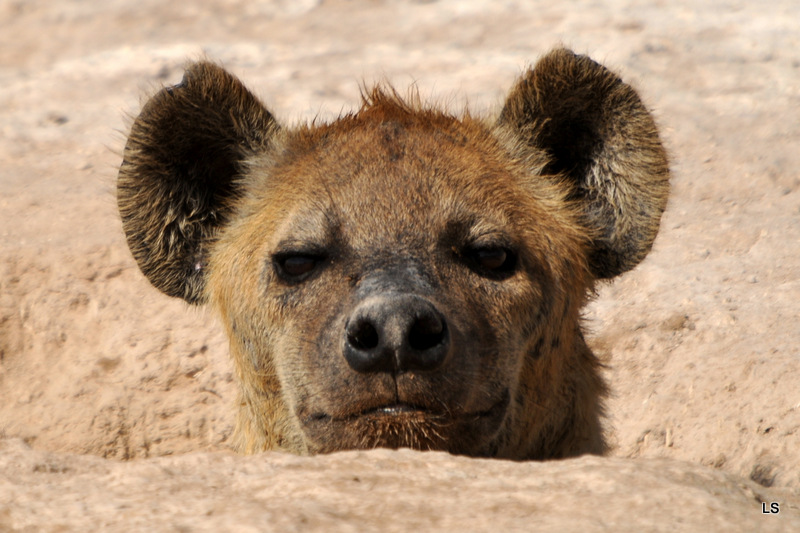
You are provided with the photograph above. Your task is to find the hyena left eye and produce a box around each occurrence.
[274,253,323,282]
[475,248,508,270]
[464,246,517,278]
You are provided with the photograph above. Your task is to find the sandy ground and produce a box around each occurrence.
[1,0,799,530]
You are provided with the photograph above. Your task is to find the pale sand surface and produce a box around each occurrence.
[1,1,798,530]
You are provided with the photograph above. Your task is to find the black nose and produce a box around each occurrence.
[344,294,450,374]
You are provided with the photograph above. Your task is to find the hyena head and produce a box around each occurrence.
[118,49,669,458]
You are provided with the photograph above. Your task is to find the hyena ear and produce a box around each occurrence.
[118,61,279,304]
[499,48,669,279]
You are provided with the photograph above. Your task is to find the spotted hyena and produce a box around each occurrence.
[118,49,669,459]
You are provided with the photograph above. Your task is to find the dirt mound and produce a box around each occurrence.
[2,438,797,532]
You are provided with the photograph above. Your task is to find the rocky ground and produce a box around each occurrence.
[1,0,798,530]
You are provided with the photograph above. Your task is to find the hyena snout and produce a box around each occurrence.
[343,294,450,374]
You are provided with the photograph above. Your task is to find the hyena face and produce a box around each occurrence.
[210,101,589,455]
[118,49,669,459]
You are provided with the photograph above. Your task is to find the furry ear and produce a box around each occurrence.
[118,61,279,304]
[499,48,669,279]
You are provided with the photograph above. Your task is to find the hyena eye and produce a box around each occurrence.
[274,253,324,282]
[464,246,517,278]
[475,248,507,270]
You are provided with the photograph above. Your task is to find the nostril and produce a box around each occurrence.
[408,314,445,351]
[347,319,380,351]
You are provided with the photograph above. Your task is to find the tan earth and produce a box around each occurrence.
[1,0,799,531]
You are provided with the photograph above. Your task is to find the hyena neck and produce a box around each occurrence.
[497,325,607,460]
[233,387,306,454]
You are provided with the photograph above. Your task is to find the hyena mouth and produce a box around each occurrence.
[306,404,430,423]
[364,403,426,416]
[308,389,510,423]
[303,390,510,454]
[364,393,510,421]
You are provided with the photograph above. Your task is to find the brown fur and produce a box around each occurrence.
[118,49,669,459]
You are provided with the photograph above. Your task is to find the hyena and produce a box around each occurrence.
[118,49,669,458]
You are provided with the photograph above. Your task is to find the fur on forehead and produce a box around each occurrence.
[285,84,487,145]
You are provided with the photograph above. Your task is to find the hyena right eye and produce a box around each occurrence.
[273,253,325,283]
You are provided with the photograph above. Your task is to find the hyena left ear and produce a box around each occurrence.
[118,61,280,304]
[498,48,669,279]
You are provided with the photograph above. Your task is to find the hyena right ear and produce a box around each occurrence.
[118,61,280,304]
